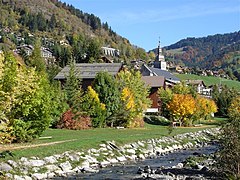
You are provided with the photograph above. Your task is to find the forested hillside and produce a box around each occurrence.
[163,31,240,80]
[0,0,148,64]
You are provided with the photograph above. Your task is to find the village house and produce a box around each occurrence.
[185,79,212,96]
[142,76,166,112]
[54,63,123,90]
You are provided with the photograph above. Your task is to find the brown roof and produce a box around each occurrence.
[54,63,123,80]
[142,76,165,87]
[185,80,206,86]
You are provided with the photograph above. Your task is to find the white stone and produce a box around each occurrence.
[43,156,58,164]
[116,156,127,162]
[126,148,135,154]
[100,160,111,167]
[59,161,72,171]
[138,154,145,160]
[7,160,18,168]
[47,172,56,179]
[23,160,45,167]
[14,175,25,180]
[23,175,32,180]
[45,164,61,172]
[82,167,99,173]
[106,158,118,164]
[32,173,48,180]
[0,162,12,172]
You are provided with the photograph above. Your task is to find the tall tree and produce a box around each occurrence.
[93,71,121,127]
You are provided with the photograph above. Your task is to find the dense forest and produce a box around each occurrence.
[163,31,240,80]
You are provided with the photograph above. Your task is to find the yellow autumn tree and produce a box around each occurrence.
[195,96,218,121]
[83,86,106,128]
[121,87,135,111]
[167,94,196,126]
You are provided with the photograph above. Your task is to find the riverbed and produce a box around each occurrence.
[63,144,219,179]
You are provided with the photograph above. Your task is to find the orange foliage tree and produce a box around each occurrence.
[167,94,196,126]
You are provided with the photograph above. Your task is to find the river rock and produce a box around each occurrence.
[43,156,58,164]
[45,164,61,172]
[126,148,135,154]
[0,162,12,172]
[7,160,18,168]
[116,156,127,162]
[82,167,99,173]
[23,160,45,167]
[14,175,25,180]
[47,172,56,179]
[32,173,47,180]
[59,161,72,171]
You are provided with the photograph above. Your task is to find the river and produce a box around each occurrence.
[58,143,219,179]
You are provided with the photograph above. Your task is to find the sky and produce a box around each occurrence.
[62,0,240,51]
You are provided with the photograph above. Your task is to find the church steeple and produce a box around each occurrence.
[154,37,167,70]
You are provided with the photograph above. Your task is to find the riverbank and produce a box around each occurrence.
[0,128,220,179]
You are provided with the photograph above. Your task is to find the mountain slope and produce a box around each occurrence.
[164,31,240,70]
[0,0,138,62]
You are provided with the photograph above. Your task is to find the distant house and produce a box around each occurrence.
[54,63,123,90]
[142,76,166,112]
[16,44,55,63]
[185,80,211,95]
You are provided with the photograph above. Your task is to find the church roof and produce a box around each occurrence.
[148,67,180,82]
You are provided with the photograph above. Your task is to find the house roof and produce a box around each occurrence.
[54,63,123,80]
[148,66,180,82]
[142,76,165,87]
[185,80,206,87]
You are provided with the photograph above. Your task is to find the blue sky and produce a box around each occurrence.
[62,0,240,51]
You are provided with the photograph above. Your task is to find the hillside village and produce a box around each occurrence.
[0,0,240,179]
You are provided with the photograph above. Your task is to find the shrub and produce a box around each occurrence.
[57,109,92,130]
[144,115,170,126]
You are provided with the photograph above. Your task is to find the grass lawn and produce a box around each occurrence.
[0,123,215,160]
[175,74,240,90]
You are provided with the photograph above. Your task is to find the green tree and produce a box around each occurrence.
[93,71,121,127]
[29,39,46,72]
[64,61,82,107]
[117,69,151,127]
[0,52,53,143]
[86,38,101,63]
[218,96,240,178]
[212,85,237,117]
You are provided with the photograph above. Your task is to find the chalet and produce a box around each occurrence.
[142,76,166,112]
[15,45,55,64]
[185,80,211,95]
[54,63,123,90]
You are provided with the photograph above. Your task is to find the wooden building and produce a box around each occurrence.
[142,76,166,112]
[54,63,123,90]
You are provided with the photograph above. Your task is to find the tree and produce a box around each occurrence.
[167,94,196,126]
[218,96,240,178]
[212,85,237,117]
[64,61,82,107]
[117,70,151,127]
[29,39,46,72]
[86,38,101,63]
[0,52,53,143]
[93,72,121,127]
[82,86,106,128]
[157,87,173,118]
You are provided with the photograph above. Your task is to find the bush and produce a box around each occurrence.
[57,109,92,130]
[144,115,170,126]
